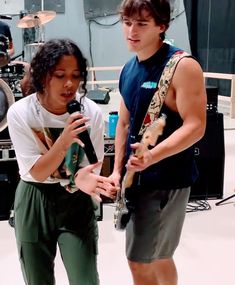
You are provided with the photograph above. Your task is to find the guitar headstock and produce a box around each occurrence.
[142,114,167,147]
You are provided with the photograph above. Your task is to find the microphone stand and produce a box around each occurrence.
[11,52,24,61]
[215,193,235,206]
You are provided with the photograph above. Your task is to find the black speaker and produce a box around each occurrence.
[87,89,110,104]
[190,112,225,200]
[206,85,218,113]
[0,161,19,220]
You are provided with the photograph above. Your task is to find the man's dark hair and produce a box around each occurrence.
[119,0,171,40]
[30,38,88,95]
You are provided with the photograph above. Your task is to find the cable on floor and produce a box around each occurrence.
[186,200,211,213]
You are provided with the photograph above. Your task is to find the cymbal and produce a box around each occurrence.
[17,10,56,28]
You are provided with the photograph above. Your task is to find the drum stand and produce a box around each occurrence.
[11,52,24,61]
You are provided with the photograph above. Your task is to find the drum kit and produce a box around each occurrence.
[0,10,56,132]
[18,10,56,62]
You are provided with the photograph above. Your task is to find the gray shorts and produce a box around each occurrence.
[126,187,190,263]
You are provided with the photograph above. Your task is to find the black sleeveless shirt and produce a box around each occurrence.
[119,43,198,190]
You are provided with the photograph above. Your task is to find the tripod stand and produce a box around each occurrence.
[215,193,235,206]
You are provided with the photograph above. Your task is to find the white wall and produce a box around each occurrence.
[167,0,191,52]
[1,0,190,67]
[0,0,24,14]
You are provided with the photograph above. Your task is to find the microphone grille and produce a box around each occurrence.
[66,100,81,114]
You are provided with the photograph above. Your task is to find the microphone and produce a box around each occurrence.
[67,99,98,164]
[0,15,12,20]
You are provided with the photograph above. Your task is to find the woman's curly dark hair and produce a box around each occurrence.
[30,38,88,96]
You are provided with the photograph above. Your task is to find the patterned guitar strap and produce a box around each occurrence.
[139,51,190,136]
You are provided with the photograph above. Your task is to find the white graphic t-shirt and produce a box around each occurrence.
[7,92,104,186]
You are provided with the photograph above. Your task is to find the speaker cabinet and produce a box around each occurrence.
[190,112,225,200]
[206,85,218,112]
[100,155,115,204]
[0,161,19,220]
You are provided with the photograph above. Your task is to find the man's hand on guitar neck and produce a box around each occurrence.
[126,142,154,172]
[126,115,167,173]
[108,171,121,195]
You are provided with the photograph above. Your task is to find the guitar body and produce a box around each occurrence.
[114,115,166,230]
[114,190,131,230]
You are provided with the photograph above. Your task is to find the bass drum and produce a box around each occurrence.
[0,79,15,132]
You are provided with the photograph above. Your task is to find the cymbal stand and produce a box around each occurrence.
[40,25,45,42]
[20,10,28,61]
[35,25,45,43]
[34,16,45,43]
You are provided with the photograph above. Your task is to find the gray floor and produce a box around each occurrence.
[1,106,235,285]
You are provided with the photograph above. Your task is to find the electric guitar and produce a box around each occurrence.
[114,114,167,230]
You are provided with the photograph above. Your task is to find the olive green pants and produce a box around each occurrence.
[14,180,99,285]
[18,231,99,285]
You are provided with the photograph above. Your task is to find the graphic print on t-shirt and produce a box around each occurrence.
[31,126,84,191]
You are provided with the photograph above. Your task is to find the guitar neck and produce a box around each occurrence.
[124,142,146,189]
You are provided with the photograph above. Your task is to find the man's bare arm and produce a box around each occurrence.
[111,98,130,182]
[127,57,207,172]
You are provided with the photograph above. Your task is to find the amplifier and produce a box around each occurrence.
[0,160,19,220]
[190,112,224,200]
[87,89,110,104]
[0,142,16,161]
[206,85,218,113]
[104,138,115,156]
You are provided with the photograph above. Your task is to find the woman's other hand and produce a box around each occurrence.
[75,162,118,202]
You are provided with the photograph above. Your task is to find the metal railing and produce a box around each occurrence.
[87,66,122,90]
[87,67,235,118]
[204,72,235,118]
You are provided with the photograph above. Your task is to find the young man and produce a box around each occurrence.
[110,0,207,285]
